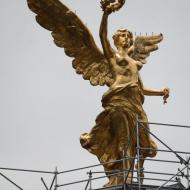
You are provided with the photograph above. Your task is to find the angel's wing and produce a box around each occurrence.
[130,34,163,64]
[27,0,114,86]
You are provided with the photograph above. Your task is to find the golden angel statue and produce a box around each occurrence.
[27,0,169,187]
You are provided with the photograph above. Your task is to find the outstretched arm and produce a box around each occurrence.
[143,87,170,104]
[139,75,169,103]
[99,11,114,59]
[143,87,166,96]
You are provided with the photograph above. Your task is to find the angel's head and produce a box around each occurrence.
[112,28,133,49]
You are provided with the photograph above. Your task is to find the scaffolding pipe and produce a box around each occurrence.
[156,166,187,190]
[84,180,90,190]
[57,172,177,188]
[88,170,92,190]
[139,121,190,129]
[139,122,187,165]
[58,157,127,175]
[141,157,180,164]
[140,147,190,155]
[136,118,141,190]
[186,157,190,189]
[122,150,126,190]
[0,172,24,190]
[1,121,190,189]
[89,169,187,177]
[41,177,49,190]
[50,173,57,190]
[54,167,58,190]
[0,167,55,174]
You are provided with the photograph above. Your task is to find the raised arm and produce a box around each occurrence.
[99,11,114,59]
[99,0,126,59]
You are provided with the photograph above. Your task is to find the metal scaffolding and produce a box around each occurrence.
[0,121,190,190]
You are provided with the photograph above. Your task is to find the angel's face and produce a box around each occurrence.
[113,30,133,50]
[118,33,132,48]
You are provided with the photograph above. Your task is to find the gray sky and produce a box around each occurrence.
[1,0,190,189]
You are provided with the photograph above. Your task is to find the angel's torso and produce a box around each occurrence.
[110,54,143,88]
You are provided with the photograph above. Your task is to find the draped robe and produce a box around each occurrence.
[80,84,157,186]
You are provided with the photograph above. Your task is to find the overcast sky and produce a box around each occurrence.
[1,0,190,189]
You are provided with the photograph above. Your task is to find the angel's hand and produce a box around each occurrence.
[101,0,126,14]
[162,88,170,104]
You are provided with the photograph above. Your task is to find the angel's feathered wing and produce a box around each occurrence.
[131,34,163,64]
[27,0,114,86]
